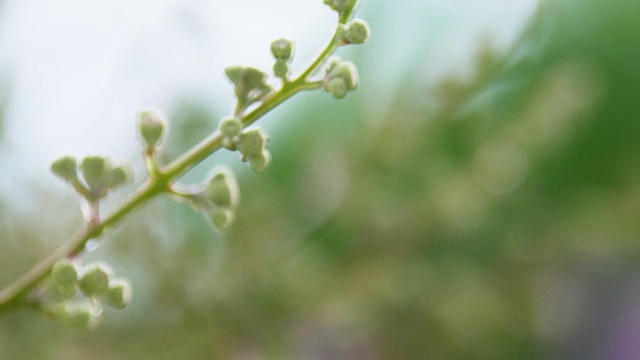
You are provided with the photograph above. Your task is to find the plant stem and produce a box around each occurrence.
[0,23,339,316]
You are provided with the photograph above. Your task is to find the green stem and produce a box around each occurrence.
[0,19,340,316]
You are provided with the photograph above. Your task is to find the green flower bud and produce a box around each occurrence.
[327,78,348,99]
[270,38,294,61]
[323,58,359,98]
[219,116,243,139]
[56,303,97,330]
[323,0,359,21]
[205,168,240,209]
[48,260,78,301]
[344,19,370,44]
[51,156,79,184]
[81,156,110,191]
[105,165,133,189]
[68,306,94,329]
[273,59,290,79]
[101,279,131,310]
[248,150,272,172]
[51,260,78,283]
[225,66,273,113]
[136,109,166,149]
[207,208,234,231]
[78,264,112,297]
[237,128,269,158]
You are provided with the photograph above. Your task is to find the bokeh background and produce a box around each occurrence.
[2,0,640,358]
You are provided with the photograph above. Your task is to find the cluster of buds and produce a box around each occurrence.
[219,117,272,173]
[187,167,240,231]
[270,38,294,81]
[225,66,274,115]
[323,57,359,99]
[51,155,133,203]
[337,19,370,45]
[44,260,131,329]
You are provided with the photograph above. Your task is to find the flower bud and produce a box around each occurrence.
[237,128,269,158]
[207,208,234,231]
[248,150,272,172]
[323,0,359,17]
[101,279,131,310]
[51,156,79,184]
[273,59,290,79]
[219,117,243,139]
[323,58,359,98]
[78,263,112,297]
[137,109,166,149]
[49,260,79,301]
[56,303,97,330]
[270,38,294,61]
[225,66,273,113]
[205,168,240,209]
[344,19,370,44]
[105,165,133,189]
[327,78,348,99]
[68,306,94,329]
[81,156,110,191]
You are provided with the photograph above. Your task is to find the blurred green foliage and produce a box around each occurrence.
[3,0,640,358]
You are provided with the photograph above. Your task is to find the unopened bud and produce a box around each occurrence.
[237,128,269,158]
[225,66,273,112]
[219,117,243,139]
[105,166,133,189]
[49,260,78,301]
[270,38,294,61]
[206,168,240,209]
[57,303,97,330]
[248,150,272,172]
[344,19,370,44]
[101,279,131,310]
[137,109,166,149]
[327,78,348,99]
[78,263,112,297]
[81,156,110,191]
[323,59,359,98]
[273,59,290,79]
[208,208,234,231]
[51,156,79,184]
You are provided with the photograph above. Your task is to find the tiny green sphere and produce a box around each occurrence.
[78,264,111,297]
[345,19,370,45]
[219,117,243,138]
[270,38,294,60]
[273,59,290,79]
[327,78,348,99]
[137,109,166,148]
[105,166,133,189]
[81,156,110,190]
[208,175,234,208]
[101,280,131,310]
[237,128,269,157]
[51,260,78,285]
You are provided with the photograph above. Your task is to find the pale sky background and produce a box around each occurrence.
[0,0,537,207]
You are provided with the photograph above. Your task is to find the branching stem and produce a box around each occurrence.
[0,21,340,315]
